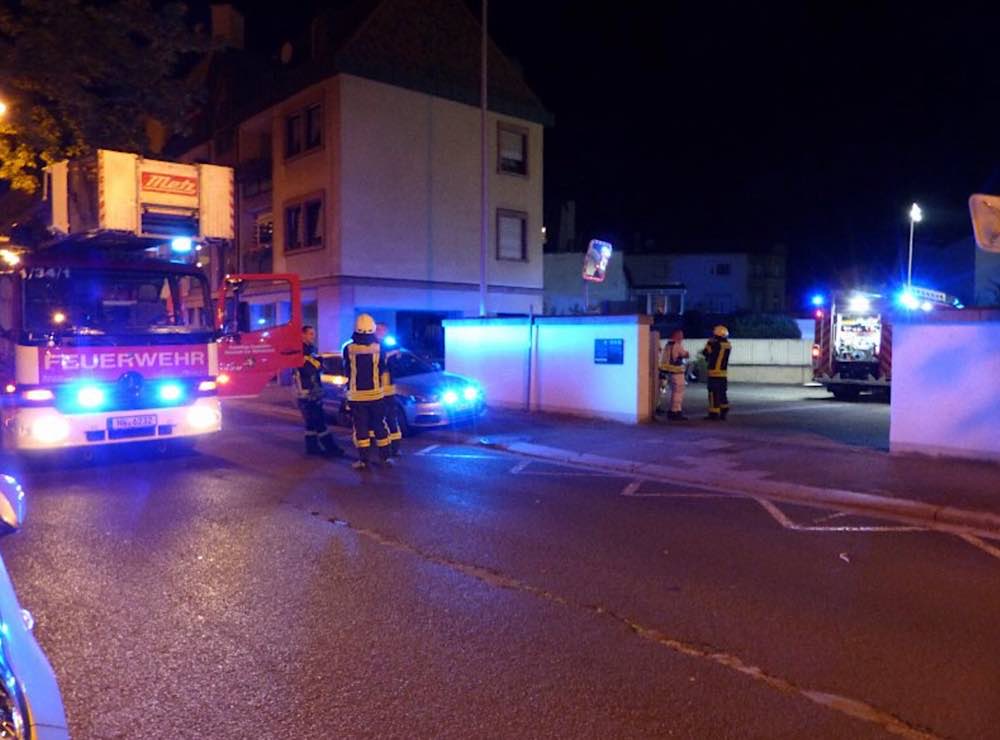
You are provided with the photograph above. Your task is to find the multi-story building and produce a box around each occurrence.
[181,1,550,356]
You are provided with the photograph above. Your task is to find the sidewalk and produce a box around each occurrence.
[229,383,1000,539]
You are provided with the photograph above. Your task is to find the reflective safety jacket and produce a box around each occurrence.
[293,343,324,401]
[659,340,687,374]
[343,334,385,402]
[380,346,400,396]
[702,337,732,378]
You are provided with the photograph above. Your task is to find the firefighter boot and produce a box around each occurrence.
[391,441,401,457]
[305,435,323,456]
[319,432,345,458]
[380,446,395,467]
[352,447,370,471]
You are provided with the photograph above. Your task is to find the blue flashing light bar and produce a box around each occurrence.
[171,237,194,254]
[76,385,105,410]
[157,383,184,403]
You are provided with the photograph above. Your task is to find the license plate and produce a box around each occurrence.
[109,414,157,431]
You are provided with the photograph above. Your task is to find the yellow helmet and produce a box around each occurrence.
[355,313,377,334]
[713,325,729,338]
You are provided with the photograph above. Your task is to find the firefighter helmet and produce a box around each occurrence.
[355,314,377,334]
[713,325,729,338]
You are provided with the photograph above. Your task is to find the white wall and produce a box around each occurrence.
[338,75,544,294]
[890,313,1000,462]
[444,316,654,424]
[665,337,813,384]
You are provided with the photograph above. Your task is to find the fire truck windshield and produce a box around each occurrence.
[21,268,212,343]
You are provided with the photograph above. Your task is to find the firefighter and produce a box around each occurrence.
[702,325,732,420]
[293,325,345,457]
[659,328,690,420]
[375,323,403,456]
[343,314,393,470]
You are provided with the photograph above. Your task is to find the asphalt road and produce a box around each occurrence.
[0,403,995,739]
[664,382,891,450]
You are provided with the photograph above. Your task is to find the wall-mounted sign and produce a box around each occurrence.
[594,338,624,365]
[582,239,614,282]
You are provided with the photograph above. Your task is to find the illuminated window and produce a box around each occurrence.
[497,210,527,261]
[498,123,528,176]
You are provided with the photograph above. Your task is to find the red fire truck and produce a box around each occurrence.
[812,286,960,401]
[0,150,301,451]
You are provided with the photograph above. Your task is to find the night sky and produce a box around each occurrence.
[229,1,1000,298]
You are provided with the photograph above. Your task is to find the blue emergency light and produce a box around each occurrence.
[171,237,194,254]
[157,383,184,403]
[76,385,105,410]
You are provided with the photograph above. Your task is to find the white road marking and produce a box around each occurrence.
[620,480,643,497]
[755,498,926,533]
[957,533,1000,561]
[420,452,498,460]
[415,444,439,456]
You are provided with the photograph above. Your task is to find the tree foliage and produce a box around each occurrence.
[0,0,205,192]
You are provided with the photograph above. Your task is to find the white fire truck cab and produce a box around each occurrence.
[0,150,301,451]
[812,286,960,401]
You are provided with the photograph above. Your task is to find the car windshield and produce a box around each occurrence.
[388,351,436,378]
[22,267,212,341]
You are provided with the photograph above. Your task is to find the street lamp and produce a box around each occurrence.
[0,100,7,118]
[907,202,923,286]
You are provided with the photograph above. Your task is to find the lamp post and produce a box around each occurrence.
[907,202,922,286]
[478,0,488,317]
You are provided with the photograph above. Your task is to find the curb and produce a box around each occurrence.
[478,440,1000,541]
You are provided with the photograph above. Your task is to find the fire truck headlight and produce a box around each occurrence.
[442,390,459,406]
[76,386,105,409]
[197,381,217,393]
[31,416,70,444]
[187,404,221,430]
[462,386,479,401]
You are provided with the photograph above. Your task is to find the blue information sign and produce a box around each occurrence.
[594,338,624,365]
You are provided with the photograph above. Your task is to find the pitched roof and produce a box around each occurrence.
[190,0,551,142]
[334,0,551,125]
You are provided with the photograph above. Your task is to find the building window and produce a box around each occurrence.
[714,262,731,276]
[497,209,528,261]
[285,114,302,158]
[284,196,323,253]
[305,104,322,150]
[304,199,323,247]
[254,212,273,251]
[285,104,322,159]
[498,123,528,176]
